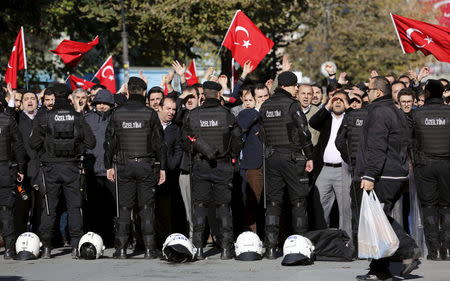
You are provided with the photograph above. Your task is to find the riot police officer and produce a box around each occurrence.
[259,71,314,259]
[182,81,242,260]
[30,83,96,258]
[412,80,450,260]
[0,94,25,259]
[105,77,167,259]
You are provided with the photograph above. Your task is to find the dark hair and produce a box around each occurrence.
[439,78,449,85]
[250,83,269,98]
[20,91,38,102]
[391,80,406,89]
[148,86,164,95]
[372,76,392,96]
[415,91,425,100]
[326,82,341,94]
[182,94,196,106]
[332,89,350,103]
[397,88,415,101]
[185,85,199,97]
[91,84,106,91]
[44,87,56,96]
[311,84,323,92]
[128,84,146,96]
[238,84,253,98]
[398,75,411,82]
[159,96,176,107]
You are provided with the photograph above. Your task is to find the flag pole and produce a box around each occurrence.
[91,55,112,81]
[390,13,406,54]
[231,58,235,92]
[212,10,240,76]
[21,27,29,90]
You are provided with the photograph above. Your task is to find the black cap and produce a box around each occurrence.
[203,81,222,92]
[93,89,114,106]
[355,82,368,93]
[51,83,71,98]
[278,71,298,87]
[128,77,147,91]
[424,79,444,99]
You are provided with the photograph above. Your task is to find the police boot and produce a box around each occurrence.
[264,201,281,259]
[3,236,15,260]
[440,206,450,261]
[422,206,441,260]
[113,236,128,259]
[71,248,79,259]
[216,204,234,260]
[193,203,208,260]
[142,235,159,259]
[41,247,51,259]
[220,242,234,260]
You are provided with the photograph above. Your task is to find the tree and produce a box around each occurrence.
[286,0,436,83]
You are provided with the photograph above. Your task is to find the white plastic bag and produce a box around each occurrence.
[358,190,399,259]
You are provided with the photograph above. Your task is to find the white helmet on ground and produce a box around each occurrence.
[281,234,315,266]
[234,231,263,261]
[78,232,105,260]
[15,232,42,260]
[162,233,196,263]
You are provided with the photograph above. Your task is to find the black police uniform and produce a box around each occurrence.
[30,98,95,257]
[0,110,25,259]
[335,107,368,248]
[182,97,242,259]
[259,87,313,256]
[412,96,450,259]
[104,94,167,258]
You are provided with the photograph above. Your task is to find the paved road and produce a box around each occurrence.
[1,247,449,281]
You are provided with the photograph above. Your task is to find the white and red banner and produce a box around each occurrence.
[93,56,116,93]
[185,60,199,86]
[68,75,96,90]
[5,27,27,88]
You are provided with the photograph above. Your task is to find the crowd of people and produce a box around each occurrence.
[0,56,450,280]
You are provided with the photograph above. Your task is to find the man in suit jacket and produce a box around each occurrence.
[156,97,184,245]
[309,90,352,240]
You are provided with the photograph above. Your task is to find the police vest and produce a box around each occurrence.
[261,97,297,146]
[189,106,230,156]
[0,113,12,161]
[345,108,368,163]
[414,105,450,158]
[45,109,80,158]
[114,106,153,159]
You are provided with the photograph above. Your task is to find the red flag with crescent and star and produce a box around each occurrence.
[51,36,99,68]
[185,60,199,86]
[94,56,116,93]
[391,13,450,62]
[222,10,274,70]
[68,75,96,91]
[5,27,27,88]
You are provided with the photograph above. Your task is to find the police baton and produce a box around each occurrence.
[114,162,120,218]
[41,166,50,216]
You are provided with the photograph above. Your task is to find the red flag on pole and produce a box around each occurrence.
[391,13,450,62]
[93,56,116,93]
[68,75,96,90]
[51,36,99,68]
[5,27,27,88]
[222,10,274,69]
[185,60,199,86]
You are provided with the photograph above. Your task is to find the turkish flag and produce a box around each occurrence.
[185,60,199,86]
[51,36,99,68]
[94,56,116,93]
[391,13,450,62]
[68,75,96,90]
[222,10,274,69]
[5,27,27,88]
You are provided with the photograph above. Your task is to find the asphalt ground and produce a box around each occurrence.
[1,247,449,281]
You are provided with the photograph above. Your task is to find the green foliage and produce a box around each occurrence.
[287,0,435,83]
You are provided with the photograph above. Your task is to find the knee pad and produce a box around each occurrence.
[216,204,233,230]
[139,204,155,236]
[116,207,132,235]
[193,203,208,226]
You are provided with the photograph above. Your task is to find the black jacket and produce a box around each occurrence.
[355,95,409,182]
[84,109,111,176]
[163,122,183,171]
[309,106,349,177]
[30,99,96,163]
[18,111,39,178]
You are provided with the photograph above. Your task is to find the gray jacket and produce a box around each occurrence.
[84,109,111,176]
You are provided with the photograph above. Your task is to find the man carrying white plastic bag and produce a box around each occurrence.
[358,191,399,260]
[353,77,420,281]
